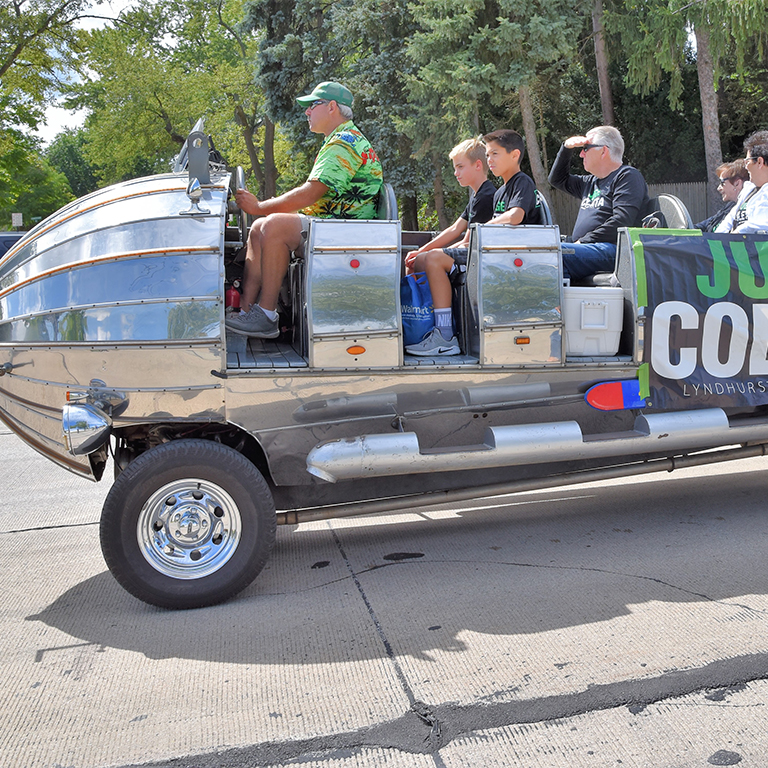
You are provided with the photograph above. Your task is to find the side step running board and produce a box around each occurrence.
[306,408,768,483]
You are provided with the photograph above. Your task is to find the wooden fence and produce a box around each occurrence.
[547,181,710,235]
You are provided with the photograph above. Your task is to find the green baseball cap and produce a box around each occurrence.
[296,81,354,108]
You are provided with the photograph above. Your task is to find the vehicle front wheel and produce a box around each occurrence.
[100,439,276,609]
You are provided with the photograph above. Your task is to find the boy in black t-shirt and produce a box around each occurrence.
[406,130,540,356]
[405,137,495,355]
[484,129,541,228]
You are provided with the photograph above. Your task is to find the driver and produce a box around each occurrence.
[226,82,384,338]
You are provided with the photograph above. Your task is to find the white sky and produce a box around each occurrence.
[35,0,138,145]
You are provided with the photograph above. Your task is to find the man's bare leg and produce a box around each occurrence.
[241,219,266,311]
[256,213,304,312]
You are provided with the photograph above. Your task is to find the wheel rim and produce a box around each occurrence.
[137,478,242,580]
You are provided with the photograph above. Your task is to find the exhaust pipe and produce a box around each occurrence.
[307,408,768,483]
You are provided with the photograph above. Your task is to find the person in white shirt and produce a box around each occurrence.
[716,130,768,234]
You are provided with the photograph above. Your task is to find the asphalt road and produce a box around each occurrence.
[2,424,768,768]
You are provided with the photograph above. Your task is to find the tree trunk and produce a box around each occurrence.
[264,117,277,199]
[432,152,450,230]
[592,0,614,126]
[235,106,265,193]
[518,84,548,191]
[694,24,723,215]
[402,194,418,232]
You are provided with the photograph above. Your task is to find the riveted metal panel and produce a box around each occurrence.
[0,172,230,478]
[467,224,563,366]
[482,325,561,366]
[306,219,402,368]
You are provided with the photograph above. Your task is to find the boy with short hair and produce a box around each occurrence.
[406,138,495,270]
[483,129,541,227]
[405,129,540,356]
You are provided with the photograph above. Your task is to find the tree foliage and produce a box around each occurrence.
[0,140,74,229]
[9,0,768,228]
[0,0,97,132]
[605,0,768,205]
[45,127,98,197]
[66,0,277,189]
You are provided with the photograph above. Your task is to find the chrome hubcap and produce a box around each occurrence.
[137,479,241,579]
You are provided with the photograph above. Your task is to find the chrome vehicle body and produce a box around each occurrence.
[2,125,767,608]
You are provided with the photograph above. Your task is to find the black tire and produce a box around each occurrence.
[100,439,276,609]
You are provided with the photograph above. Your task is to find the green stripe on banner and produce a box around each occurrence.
[629,229,647,308]
[638,362,650,400]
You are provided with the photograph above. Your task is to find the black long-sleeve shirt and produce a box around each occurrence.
[548,144,649,243]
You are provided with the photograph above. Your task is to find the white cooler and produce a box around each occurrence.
[563,286,623,356]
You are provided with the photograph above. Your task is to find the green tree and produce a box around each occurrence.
[334,0,430,229]
[592,0,614,125]
[71,5,201,183]
[718,41,768,159]
[0,129,35,214]
[68,0,272,188]
[606,0,768,206]
[238,0,350,200]
[46,128,98,197]
[0,151,74,229]
[404,0,585,192]
[0,0,98,132]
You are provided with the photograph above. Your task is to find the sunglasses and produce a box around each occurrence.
[308,99,329,110]
[581,143,604,151]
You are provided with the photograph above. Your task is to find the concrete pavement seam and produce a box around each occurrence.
[109,652,768,767]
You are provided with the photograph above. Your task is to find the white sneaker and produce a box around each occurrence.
[405,327,460,356]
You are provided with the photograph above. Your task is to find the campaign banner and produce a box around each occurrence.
[639,230,768,410]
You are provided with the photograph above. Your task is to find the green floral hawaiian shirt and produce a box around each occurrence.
[303,121,384,219]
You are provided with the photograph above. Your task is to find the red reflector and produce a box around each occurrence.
[346,345,366,355]
[514,258,523,267]
[586,380,645,411]
[350,259,360,269]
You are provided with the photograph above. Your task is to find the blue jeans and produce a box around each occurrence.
[561,242,616,282]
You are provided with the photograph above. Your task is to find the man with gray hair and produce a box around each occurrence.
[227,81,383,338]
[548,125,649,282]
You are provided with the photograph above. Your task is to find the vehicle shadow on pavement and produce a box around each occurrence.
[26,467,768,666]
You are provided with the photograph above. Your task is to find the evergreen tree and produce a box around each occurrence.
[606,0,768,206]
[405,0,586,191]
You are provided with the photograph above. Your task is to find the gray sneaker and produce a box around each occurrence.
[225,304,280,338]
[405,327,460,356]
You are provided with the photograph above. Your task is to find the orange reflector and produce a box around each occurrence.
[346,345,366,355]
[514,336,530,345]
